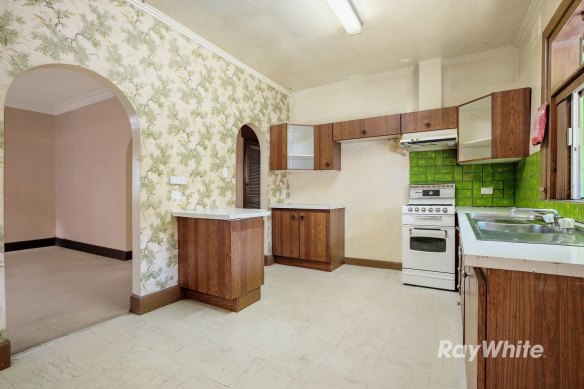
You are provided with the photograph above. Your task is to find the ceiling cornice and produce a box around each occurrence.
[293,66,416,95]
[513,0,543,47]
[442,45,517,65]
[129,0,290,96]
[6,89,114,116]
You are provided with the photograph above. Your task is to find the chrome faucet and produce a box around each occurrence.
[510,208,560,226]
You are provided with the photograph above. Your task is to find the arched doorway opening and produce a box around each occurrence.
[236,124,268,210]
[3,64,141,353]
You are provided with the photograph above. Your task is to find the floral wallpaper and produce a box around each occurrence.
[0,0,290,337]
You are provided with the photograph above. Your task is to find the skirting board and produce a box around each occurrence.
[344,257,402,270]
[264,254,274,266]
[130,285,183,315]
[55,238,132,261]
[0,339,11,370]
[4,237,132,261]
[4,238,56,252]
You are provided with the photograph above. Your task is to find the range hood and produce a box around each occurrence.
[400,129,457,151]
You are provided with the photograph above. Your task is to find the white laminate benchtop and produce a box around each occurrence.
[172,208,270,220]
[270,204,345,210]
[457,206,584,278]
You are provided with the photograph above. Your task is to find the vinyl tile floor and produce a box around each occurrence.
[0,264,466,389]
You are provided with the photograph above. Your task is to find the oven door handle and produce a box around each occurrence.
[409,228,448,239]
[412,215,443,221]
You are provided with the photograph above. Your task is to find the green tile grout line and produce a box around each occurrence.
[409,150,515,207]
[409,150,584,221]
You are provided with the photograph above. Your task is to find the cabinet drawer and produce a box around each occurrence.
[333,114,400,141]
[401,107,458,133]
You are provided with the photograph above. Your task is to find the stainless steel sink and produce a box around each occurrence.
[475,221,557,234]
[466,213,584,247]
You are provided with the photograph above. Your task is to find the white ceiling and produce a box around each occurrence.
[5,68,113,115]
[146,0,533,91]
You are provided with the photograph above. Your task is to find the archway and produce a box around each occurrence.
[236,123,268,210]
[2,64,141,353]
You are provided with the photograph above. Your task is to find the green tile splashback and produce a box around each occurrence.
[409,150,515,207]
[409,150,584,221]
[515,151,584,222]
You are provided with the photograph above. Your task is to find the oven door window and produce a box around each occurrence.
[410,236,447,253]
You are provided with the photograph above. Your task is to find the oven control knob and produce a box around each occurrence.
[428,208,433,213]
[414,207,419,212]
[408,207,412,212]
[443,207,448,213]
[435,207,440,213]
[421,207,426,212]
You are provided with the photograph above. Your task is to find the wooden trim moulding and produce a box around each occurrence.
[264,254,274,266]
[0,339,10,370]
[130,285,183,315]
[344,257,402,270]
[55,238,132,261]
[4,238,56,252]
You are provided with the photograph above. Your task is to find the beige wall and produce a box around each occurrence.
[4,107,56,242]
[516,0,562,154]
[288,49,524,262]
[5,98,131,251]
[55,97,132,251]
[289,72,415,262]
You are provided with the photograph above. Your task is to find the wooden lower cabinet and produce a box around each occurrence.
[462,263,584,389]
[272,208,344,271]
[177,216,264,312]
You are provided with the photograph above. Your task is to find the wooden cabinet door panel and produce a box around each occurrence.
[464,265,486,389]
[272,209,299,258]
[269,124,287,170]
[332,115,399,141]
[315,123,341,170]
[491,88,531,159]
[299,210,329,262]
[401,107,458,133]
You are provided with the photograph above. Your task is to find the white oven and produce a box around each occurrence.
[402,184,456,291]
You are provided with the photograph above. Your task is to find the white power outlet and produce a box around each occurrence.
[170,176,187,185]
[171,190,182,200]
[222,167,229,179]
[481,187,494,195]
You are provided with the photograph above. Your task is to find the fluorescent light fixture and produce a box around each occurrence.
[326,0,362,36]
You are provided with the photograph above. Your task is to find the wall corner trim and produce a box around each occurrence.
[130,285,183,315]
[126,0,290,96]
[0,339,11,371]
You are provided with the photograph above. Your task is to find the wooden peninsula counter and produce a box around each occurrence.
[172,208,270,312]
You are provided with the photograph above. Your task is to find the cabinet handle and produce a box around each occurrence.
[424,122,431,128]
[300,215,305,221]
[291,215,296,221]
[361,130,367,136]
[325,162,330,168]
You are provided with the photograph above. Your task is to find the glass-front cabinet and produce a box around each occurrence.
[550,1,584,93]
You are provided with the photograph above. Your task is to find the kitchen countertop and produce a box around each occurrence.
[172,208,270,220]
[457,206,584,277]
[270,204,345,210]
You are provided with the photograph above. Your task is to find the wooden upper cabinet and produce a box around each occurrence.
[332,114,400,141]
[314,123,341,170]
[458,87,531,164]
[491,88,531,159]
[269,123,287,170]
[400,106,459,134]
